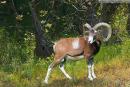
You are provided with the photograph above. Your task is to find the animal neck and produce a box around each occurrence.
[91,40,101,55]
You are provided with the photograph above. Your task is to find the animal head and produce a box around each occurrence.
[83,22,112,43]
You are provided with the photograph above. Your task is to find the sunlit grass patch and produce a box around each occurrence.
[1,54,130,87]
[1,37,130,87]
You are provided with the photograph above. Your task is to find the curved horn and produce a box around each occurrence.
[93,22,112,42]
[83,23,92,36]
[83,23,92,30]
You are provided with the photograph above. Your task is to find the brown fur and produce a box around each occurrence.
[50,37,100,68]
[55,37,91,58]
[44,22,111,84]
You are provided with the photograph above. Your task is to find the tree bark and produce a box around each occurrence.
[127,4,130,35]
[29,2,53,58]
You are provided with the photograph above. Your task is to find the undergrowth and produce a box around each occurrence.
[0,38,130,87]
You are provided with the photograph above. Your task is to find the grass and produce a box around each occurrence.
[0,3,129,87]
[1,39,130,87]
[0,26,130,87]
[1,57,130,87]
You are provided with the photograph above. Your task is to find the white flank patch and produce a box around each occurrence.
[72,39,79,49]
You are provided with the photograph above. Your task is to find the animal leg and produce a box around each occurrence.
[88,65,93,80]
[59,59,72,80]
[44,64,52,84]
[43,54,65,84]
[88,57,94,81]
[91,63,96,79]
[43,60,61,84]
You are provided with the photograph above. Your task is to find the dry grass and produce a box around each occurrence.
[44,58,130,87]
[1,39,130,87]
[1,57,130,87]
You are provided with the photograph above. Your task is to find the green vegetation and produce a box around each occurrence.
[0,0,130,87]
[0,37,130,87]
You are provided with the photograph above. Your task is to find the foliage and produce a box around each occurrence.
[0,39,130,87]
[0,0,130,87]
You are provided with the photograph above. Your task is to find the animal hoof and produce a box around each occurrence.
[92,75,96,79]
[88,77,93,81]
[42,80,48,84]
[68,77,72,80]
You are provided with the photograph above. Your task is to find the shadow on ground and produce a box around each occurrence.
[41,77,120,87]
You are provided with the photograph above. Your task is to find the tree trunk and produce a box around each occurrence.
[127,4,130,35]
[29,2,53,58]
[86,1,98,26]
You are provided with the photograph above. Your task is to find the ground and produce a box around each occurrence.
[0,57,130,87]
